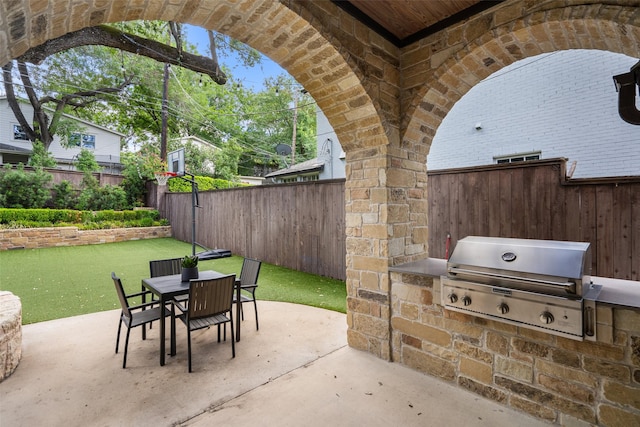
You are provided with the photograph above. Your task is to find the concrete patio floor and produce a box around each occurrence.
[0,301,550,426]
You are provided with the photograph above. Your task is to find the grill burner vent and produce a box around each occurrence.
[441,236,601,340]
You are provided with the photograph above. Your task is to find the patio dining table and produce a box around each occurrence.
[142,270,242,366]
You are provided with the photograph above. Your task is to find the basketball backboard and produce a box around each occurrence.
[167,148,185,176]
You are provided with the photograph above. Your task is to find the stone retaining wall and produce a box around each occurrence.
[0,291,21,382]
[0,226,172,251]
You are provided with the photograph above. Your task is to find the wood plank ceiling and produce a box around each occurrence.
[334,0,504,47]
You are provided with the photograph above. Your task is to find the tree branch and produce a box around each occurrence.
[19,24,226,84]
[1,62,37,142]
[17,61,52,146]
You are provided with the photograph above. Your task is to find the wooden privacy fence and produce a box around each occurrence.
[158,158,638,282]
[428,158,640,281]
[163,179,346,280]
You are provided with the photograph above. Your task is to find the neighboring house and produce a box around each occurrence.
[427,49,640,178]
[0,96,124,174]
[174,135,219,174]
[265,107,346,183]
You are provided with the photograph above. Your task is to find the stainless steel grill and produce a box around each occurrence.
[441,236,602,341]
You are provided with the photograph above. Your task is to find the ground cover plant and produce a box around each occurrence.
[0,237,347,324]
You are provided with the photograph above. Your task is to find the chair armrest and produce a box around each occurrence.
[126,290,154,299]
[240,284,258,290]
[172,299,188,314]
[129,300,162,311]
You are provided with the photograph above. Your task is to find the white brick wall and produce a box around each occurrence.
[427,50,640,178]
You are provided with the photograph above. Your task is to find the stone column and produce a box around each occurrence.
[345,141,429,361]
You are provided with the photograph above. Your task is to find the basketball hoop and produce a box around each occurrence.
[154,171,177,186]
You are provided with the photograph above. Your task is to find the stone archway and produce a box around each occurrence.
[402,4,640,166]
[343,0,640,361]
[0,2,398,352]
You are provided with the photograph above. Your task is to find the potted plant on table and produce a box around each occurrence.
[181,254,199,281]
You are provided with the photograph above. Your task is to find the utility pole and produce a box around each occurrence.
[160,62,169,162]
[291,91,298,165]
[290,88,307,166]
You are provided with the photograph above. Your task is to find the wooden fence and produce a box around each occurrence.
[11,166,124,187]
[428,158,640,280]
[158,158,639,281]
[163,179,346,280]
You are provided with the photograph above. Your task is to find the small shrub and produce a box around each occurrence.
[0,164,52,208]
[77,186,129,211]
[51,181,77,209]
[139,217,153,227]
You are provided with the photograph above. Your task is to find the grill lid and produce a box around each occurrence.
[448,236,591,281]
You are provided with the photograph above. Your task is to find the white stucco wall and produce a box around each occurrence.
[427,49,640,178]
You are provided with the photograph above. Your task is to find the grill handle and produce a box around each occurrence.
[448,267,577,295]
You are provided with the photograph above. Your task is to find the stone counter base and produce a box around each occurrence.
[383,272,640,426]
[0,226,172,251]
[0,291,21,382]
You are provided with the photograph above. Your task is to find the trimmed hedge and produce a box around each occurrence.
[167,175,248,192]
[0,208,166,229]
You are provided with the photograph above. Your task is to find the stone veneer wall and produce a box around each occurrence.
[0,226,172,251]
[0,291,21,382]
[390,273,640,426]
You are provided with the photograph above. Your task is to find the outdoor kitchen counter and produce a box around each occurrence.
[389,258,447,278]
[389,259,640,309]
[592,276,640,309]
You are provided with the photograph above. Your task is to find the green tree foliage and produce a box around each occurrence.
[212,140,243,181]
[27,141,57,169]
[75,149,100,173]
[0,164,52,208]
[9,20,317,187]
[120,149,166,207]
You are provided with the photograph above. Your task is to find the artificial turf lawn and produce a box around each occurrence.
[0,237,347,324]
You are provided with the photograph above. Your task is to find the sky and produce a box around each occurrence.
[184,25,290,92]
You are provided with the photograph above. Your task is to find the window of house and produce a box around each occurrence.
[70,133,96,149]
[13,124,28,140]
[494,151,541,164]
[280,173,319,183]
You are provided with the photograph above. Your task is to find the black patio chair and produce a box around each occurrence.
[172,274,236,372]
[112,272,171,368]
[233,258,262,330]
[149,257,183,278]
[143,257,183,334]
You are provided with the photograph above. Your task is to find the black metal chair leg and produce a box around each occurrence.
[187,328,192,373]
[116,318,122,353]
[123,327,131,369]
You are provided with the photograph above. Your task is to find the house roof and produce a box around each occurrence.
[175,135,220,150]
[0,142,31,154]
[265,157,324,178]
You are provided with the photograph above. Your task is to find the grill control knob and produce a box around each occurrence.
[496,303,509,314]
[539,311,554,325]
[447,293,458,303]
[462,296,472,306]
